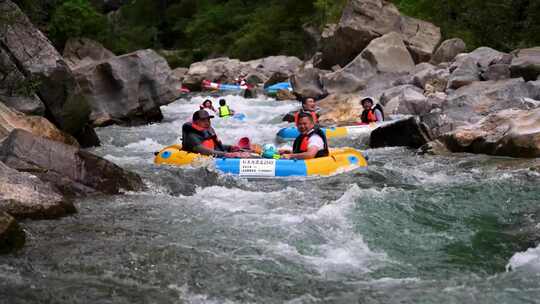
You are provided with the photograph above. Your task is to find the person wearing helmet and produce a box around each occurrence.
[360,97,384,124]
[182,110,249,158]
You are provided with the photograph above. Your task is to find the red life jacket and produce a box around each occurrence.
[292,128,329,158]
[294,111,319,125]
[361,104,385,123]
[190,123,216,149]
[182,122,222,152]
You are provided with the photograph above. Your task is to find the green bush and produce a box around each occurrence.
[48,0,107,49]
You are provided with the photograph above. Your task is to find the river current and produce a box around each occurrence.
[1,95,540,303]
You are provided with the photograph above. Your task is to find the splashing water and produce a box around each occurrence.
[1,95,540,304]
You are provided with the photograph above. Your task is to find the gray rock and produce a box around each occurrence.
[510,47,540,81]
[530,80,540,100]
[411,63,450,90]
[360,32,415,73]
[319,0,440,69]
[0,129,144,196]
[426,108,540,158]
[447,57,480,89]
[319,0,402,69]
[321,54,376,94]
[381,85,436,116]
[399,15,442,63]
[0,161,74,219]
[72,49,181,126]
[453,47,510,69]
[370,116,432,148]
[63,37,115,69]
[431,38,466,64]
[0,47,45,115]
[290,66,326,99]
[423,78,539,138]
[0,1,98,146]
[0,211,24,254]
[0,102,79,146]
[172,67,189,82]
[481,64,511,81]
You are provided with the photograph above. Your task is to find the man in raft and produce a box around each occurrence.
[280,112,329,160]
[359,97,384,124]
[182,110,250,158]
[282,97,319,124]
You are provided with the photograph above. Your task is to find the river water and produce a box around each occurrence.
[1,95,540,303]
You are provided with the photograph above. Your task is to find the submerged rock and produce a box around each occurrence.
[0,102,78,146]
[370,116,432,148]
[72,49,181,126]
[0,129,144,196]
[425,108,540,158]
[0,161,74,219]
[0,211,24,254]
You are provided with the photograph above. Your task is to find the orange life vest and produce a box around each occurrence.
[294,111,319,125]
[292,128,329,158]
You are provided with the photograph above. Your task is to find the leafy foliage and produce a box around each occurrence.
[16,0,540,68]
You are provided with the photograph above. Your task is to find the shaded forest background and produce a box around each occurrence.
[13,0,540,68]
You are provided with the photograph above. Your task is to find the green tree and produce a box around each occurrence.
[48,0,107,49]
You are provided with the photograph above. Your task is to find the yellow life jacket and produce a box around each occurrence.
[218,105,232,117]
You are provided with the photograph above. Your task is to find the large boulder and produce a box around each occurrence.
[0,1,98,146]
[0,211,24,254]
[245,56,302,77]
[290,65,326,99]
[0,102,78,146]
[447,57,480,89]
[63,37,115,69]
[370,116,432,148]
[380,85,433,116]
[425,108,540,158]
[0,161,74,219]
[410,62,449,90]
[0,129,144,196]
[431,38,466,64]
[399,16,442,64]
[0,47,45,115]
[319,0,402,69]
[453,47,511,70]
[321,54,376,94]
[510,47,540,81]
[72,49,182,126]
[424,78,539,138]
[360,32,415,74]
[319,0,440,69]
